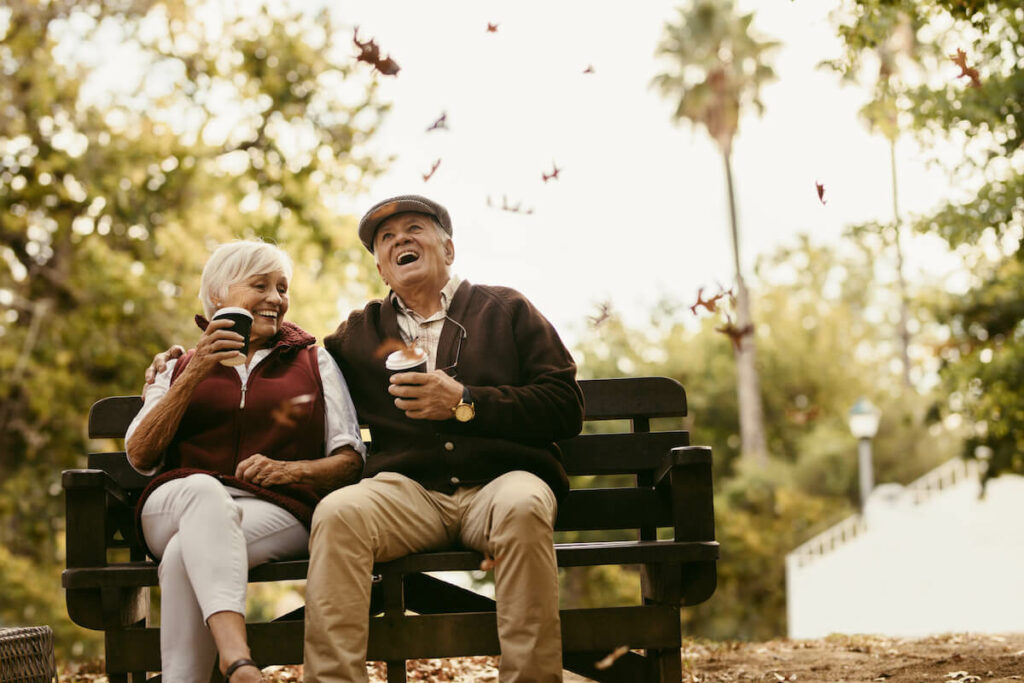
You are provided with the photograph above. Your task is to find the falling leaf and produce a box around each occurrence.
[583,64,595,74]
[374,338,419,360]
[422,158,441,182]
[541,161,561,183]
[270,394,315,429]
[815,180,827,205]
[949,48,981,88]
[594,645,630,670]
[353,28,400,76]
[588,301,612,327]
[486,22,499,33]
[690,286,733,316]
[489,194,535,215]
[426,112,448,132]
[715,312,754,352]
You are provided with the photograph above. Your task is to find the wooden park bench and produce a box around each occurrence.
[63,376,718,682]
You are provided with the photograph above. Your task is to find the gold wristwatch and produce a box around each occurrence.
[453,385,475,422]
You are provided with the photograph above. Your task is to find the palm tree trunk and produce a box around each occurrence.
[723,150,768,464]
[889,138,912,388]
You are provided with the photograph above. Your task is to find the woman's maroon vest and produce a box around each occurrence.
[135,321,327,550]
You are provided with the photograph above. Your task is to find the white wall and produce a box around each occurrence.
[786,472,1024,638]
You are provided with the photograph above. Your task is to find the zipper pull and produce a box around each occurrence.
[239,385,247,409]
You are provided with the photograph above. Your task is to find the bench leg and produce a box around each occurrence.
[386,660,407,683]
[651,647,682,682]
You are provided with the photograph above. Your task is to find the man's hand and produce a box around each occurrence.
[236,453,300,487]
[143,345,186,395]
[389,370,463,420]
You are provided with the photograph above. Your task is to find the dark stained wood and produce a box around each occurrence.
[578,377,686,420]
[558,431,689,475]
[68,376,716,682]
[86,377,686,440]
[88,396,143,439]
[555,487,671,530]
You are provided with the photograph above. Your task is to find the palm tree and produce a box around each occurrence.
[652,0,779,465]
[856,11,919,389]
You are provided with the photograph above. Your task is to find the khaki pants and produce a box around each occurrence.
[304,470,562,682]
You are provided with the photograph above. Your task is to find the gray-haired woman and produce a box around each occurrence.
[125,240,364,682]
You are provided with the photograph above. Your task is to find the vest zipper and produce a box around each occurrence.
[239,383,247,409]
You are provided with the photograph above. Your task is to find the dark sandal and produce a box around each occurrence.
[224,658,261,682]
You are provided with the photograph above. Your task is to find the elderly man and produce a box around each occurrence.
[304,194,584,682]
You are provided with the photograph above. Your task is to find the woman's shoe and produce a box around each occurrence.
[224,658,261,682]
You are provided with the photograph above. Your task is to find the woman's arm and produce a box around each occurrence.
[125,318,246,471]
[234,347,366,494]
[125,363,205,471]
[235,447,363,494]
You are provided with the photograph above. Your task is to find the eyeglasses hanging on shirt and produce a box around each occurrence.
[438,317,468,378]
[407,315,468,378]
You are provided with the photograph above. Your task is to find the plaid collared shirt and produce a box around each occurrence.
[390,275,461,371]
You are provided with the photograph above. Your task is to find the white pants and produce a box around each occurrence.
[141,474,309,682]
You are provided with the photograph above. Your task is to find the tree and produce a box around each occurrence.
[572,234,961,638]
[652,0,779,464]
[831,0,1024,481]
[0,0,387,655]
[824,6,935,388]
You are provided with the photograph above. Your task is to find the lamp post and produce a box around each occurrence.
[848,398,881,509]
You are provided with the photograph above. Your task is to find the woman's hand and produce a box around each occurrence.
[235,453,300,487]
[182,318,247,378]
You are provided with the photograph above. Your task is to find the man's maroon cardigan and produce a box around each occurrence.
[324,280,584,500]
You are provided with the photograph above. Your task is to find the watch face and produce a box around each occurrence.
[455,403,475,422]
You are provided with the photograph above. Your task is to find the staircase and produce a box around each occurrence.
[786,457,981,569]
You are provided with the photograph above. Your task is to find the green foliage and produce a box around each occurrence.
[0,0,387,656]
[833,0,1024,482]
[572,235,961,638]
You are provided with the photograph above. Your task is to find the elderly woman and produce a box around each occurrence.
[125,240,364,683]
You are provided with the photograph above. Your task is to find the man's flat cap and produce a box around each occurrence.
[358,194,452,252]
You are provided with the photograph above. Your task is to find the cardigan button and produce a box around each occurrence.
[450,476,461,485]
[444,441,455,451]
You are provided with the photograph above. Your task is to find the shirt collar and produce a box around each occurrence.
[390,274,461,319]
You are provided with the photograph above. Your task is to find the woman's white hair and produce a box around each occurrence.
[199,240,293,318]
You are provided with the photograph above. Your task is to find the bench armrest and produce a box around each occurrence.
[63,468,133,568]
[655,446,715,543]
[63,468,133,506]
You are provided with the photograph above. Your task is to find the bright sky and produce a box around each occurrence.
[331,0,965,345]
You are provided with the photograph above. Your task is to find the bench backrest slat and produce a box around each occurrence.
[577,377,686,420]
[88,378,687,438]
[559,431,689,476]
[555,487,670,531]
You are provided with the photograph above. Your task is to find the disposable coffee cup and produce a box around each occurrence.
[385,347,428,383]
[211,306,252,366]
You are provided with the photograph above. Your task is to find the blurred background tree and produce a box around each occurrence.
[0,0,387,656]
[566,232,961,637]
[831,0,1024,482]
[652,0,779,466]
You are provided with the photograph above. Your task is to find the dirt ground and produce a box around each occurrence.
[673,633,1024,682]
[60,633,1024,682]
